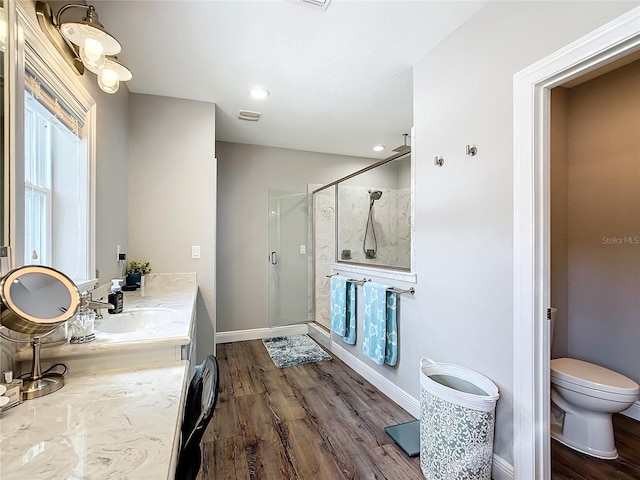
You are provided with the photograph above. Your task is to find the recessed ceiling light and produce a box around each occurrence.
[373,145,385,152]
[250,87,270,99]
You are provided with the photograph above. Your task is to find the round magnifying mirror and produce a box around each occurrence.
[0,265,80,336]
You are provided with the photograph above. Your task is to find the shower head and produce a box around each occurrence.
[369,190,383,201]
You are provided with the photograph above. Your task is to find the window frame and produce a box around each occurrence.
[10,4,96,284]
[24,97,53,265]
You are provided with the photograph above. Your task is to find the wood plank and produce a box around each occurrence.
[363,444,424,480]
[551,414,640,480]
[224,341,267,398]
[235,391,298,479]
[281,417,351,479]
[205,340,423,479]
[199,436,251,480]
[207,394,241,442]
[208,341,640,480]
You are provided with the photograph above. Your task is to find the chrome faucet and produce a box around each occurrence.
[83,290,113,319]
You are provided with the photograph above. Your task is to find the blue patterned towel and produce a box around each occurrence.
[385,291,397,366]
[330,275,347,336]
[362,282,398,366]
[330,275,357,344]
[342,280,356,345]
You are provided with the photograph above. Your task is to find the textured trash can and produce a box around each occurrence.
[420,358,499,480]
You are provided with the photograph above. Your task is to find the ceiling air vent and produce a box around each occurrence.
[238,110,262,122]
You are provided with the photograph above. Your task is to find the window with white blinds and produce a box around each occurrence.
[23,70,89,280]
[16,3,96,284]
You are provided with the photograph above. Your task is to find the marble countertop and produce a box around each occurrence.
[15,274,198,362]
[0,361,189,479]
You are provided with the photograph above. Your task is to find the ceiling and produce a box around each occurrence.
[93,1,487,160]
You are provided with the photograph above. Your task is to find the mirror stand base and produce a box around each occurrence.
[22,373,64,400]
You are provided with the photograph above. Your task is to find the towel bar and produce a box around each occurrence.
[327,274,415,295]
[388,287,415,295]
[326,274,369,286]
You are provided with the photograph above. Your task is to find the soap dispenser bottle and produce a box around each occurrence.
[108,279,124,314]
[70,292,96,344]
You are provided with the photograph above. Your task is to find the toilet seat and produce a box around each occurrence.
[551,358,640,396]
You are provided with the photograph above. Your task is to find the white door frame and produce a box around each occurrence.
[513,7,640,479]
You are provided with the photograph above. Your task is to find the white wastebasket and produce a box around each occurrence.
[420,358,499,480]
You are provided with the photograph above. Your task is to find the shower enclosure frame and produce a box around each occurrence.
[312,150,413,272]
[311,148,415,330]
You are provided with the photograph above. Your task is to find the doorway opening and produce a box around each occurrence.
[513,7,640,479]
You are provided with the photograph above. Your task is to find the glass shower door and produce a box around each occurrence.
[268,189,310,327]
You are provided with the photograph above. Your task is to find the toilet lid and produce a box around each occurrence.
[551,358,640,395]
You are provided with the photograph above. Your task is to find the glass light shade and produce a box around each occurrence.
[60,21,121,55]
[98,69,119,94]
[373,145,385,152]
[79,38,105,70]
[86,57,132,82]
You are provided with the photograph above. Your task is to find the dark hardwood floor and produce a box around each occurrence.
[199,339,422,479]
[552,414,640,480]
[199,339,640,479]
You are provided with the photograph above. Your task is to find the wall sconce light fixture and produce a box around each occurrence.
[35,2,132,94]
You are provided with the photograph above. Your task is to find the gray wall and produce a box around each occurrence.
[128,94,216,361]
[409,0,636,465]
[562,61,639,383]
[93,81,130,284]
[551,88,570,358]
[216,141,377,333]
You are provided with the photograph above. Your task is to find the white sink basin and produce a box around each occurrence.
[95,308,179,334]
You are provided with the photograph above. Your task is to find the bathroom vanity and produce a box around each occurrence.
[0,362,189,479]
[14,273,198,377]
[1,273,198,479]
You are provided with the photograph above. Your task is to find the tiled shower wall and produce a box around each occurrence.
[313,186,335,330]
[338,186,410,268]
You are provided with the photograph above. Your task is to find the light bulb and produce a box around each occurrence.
[80,48,105,70]
[80,38,105,69]
[98,68,119,94]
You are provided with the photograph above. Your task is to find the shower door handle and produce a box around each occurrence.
[270,251,278,265]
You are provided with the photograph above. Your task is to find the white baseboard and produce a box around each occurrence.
[307,322,331,351]
[492,454,514,480]
[215,324,309,344]
[622,401,640,421]
[331,341,420,418]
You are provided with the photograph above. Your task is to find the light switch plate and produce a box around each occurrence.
[192,246,201,259]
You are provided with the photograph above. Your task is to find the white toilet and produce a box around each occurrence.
[549,308,640,459]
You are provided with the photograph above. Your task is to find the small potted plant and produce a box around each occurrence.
[125,261,151,287]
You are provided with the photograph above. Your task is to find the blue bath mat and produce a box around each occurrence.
[262,334,332,368]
